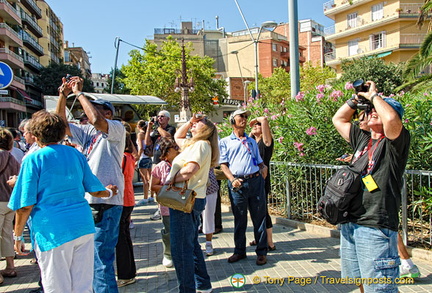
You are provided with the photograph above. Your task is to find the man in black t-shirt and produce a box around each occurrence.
[145,110,176,164]
[332,80,410,293]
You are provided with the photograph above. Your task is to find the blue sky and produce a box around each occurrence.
[45,0,333,74]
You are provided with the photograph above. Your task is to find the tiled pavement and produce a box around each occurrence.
[3,191,432,293]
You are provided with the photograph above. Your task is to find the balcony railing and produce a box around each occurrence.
[51,52,60,64]
[21,10,43,37]
[49,19,59,32]
[154,28,201,35]
[324,51,336,63]
[50,35,59,49]
[20,0,41,18]
[21,31,43,55]
[0,0,20,20]
[0,96,25,106]
[399,3,423,14]
[323,0,335,11]
[0,22,22,41]
[13,75,25,85]
[324,25,335,36]
[400,33,425,45]
[0,47,23,63]
[23,54,43,70]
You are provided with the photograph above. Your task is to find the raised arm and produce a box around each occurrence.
[55,77,72,137]
[71,78,109,133]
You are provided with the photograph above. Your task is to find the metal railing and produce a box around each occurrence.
[221,162,432,247]
[21,10,43,36]
[0,47,23,63]
[0,97,25,106]
[21,31,43,54]
[0,0,19,17]
[0,22,22,40]
[23,54,43,70]
[21,0,41,16]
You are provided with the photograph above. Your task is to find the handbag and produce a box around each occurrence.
[156,180,197,213]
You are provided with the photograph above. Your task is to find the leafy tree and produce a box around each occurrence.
[256,67,291,104]
[338,57,403,95]
[121,37,227,114]
[36,63,94,95]
[104,68,130,94]
[300,62,336,93]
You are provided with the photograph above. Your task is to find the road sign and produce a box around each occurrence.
[0,62,14,89]
[0,89,9,95]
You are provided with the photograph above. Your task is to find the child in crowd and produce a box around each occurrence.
[150,138,180,268]
[202,168,219,256]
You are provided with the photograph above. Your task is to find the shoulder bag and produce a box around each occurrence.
[156,179,196,213]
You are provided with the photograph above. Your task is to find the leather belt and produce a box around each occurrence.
[237,171,260,180]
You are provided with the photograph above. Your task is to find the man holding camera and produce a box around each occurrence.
[332,80,410,292]
[145,110,176,165]
[56,77,125,293]
[219,109,268,266]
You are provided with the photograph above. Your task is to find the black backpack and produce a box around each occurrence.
[317,152,369,225]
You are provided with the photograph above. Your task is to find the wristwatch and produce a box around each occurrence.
[13,235,24,241]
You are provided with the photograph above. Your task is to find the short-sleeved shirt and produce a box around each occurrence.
[151,124,176,164]
[152,160,171,216]
[348,124,410,231]
[8,144,105,252]
[168,140,211,199]
[69,120,126,205]
[219,132,263,176]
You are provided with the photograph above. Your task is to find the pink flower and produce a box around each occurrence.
[306,126,317,135]
[264,108,269,113]
[295,91,305,102]
[345,82,354,90]
[277,136,284,143]
[424,92,429,96]
[299,152,305,157]
[404,119,409,123]
[316,93,324,102]
[271,115,277,120]
[330,90,343,100]
[280,99,285,106]
[316,84,325,92]
[293,142,304,151]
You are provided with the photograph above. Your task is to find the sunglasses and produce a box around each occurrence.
[238,114,248,119]
[158,115,166,118]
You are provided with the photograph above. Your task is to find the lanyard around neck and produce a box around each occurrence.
[366,136,385,174]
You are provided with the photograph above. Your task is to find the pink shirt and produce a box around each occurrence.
[152,161,171,216]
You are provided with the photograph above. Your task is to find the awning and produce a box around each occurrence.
[9,86,32,101]
[73,93,168,105]
[376,51,392,58]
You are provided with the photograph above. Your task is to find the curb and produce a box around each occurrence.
[221,203,432,262]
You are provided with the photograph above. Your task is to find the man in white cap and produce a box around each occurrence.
[145,110,176,165]
[219,109,269,266]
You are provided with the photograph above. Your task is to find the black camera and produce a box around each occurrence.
[352,79,369,94]
[352,79,373,112]
[65,74,72,82]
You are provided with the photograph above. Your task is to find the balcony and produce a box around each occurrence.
[20,0,41,19]
[154,28,201,35]
[324,0,374,18]
[23,75,41,89]
[21,10,43,38]
[0,96,26,112]
[50,35,59,50]
[400,33,424,48]
[21,31,44,56]
[324,51,336,63]
[0,22,22,46]
[0,48,23,68]
[12,75,26,90]
[50,52,60,64]
[0,0,21,25]
[23,54,43,72]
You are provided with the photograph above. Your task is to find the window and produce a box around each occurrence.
[371,3,384,21]
[273,58,278,67]
[370,31,386,50]
[347,12,357,28]
[272,44,277,51]
[348,39,359,56]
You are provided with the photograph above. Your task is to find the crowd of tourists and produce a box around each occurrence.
[0,77,421,293]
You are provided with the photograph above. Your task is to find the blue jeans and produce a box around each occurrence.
[93,205,123,293]
[340,222,400,293]
[170,198,211,293]
[228,175,267,256]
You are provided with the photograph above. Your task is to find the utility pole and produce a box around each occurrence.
[289,0,300,98]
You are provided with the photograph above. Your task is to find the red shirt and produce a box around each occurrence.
[122,152,136,207]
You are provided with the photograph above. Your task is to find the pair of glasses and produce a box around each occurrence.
[239,114,248,119]
[255,122,261,126]
[158,115,165,118]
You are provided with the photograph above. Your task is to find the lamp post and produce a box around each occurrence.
[111,37,121,94]
[175,39,194,123]
[233,0,276,98]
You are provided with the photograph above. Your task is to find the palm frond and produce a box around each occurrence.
[420,32,432,56]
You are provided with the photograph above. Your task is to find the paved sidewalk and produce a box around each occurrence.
[3,193,432,292]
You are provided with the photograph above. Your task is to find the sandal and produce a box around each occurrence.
[268,245,276,251]
[1,269,17,278]
[249,240,257,246]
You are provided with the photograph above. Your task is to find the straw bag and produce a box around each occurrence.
[156,180,196,213]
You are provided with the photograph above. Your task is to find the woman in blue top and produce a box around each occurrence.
[8,110,118,293]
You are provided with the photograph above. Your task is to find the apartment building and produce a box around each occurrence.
[92,73,109,93]
[274,19,334,67]
[64,42,91,79]
[38,0,63,67]
[323,0,428,74]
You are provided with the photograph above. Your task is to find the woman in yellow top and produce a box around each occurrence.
[168,114,219,293]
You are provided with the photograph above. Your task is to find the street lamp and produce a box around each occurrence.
[175,39,194,123]
[233,0,277,98]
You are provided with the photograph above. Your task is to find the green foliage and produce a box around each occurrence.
[121,37,227,115]
[300,63,336,93]
[104,68,130,94]
[339,57,403,95]
[256,68,291,104]
[36,63,94,95]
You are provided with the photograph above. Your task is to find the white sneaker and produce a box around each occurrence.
[136,199,148,206]
[400,264,421,278]
[162,256,173,268]
[129,220,135,229]
[150,209,161,221]
[205,242,213,256]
